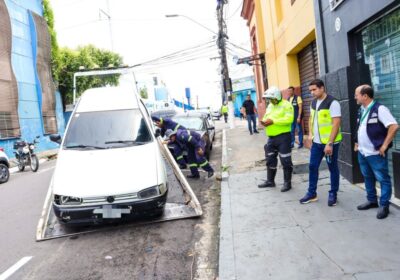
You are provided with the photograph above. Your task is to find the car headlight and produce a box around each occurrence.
[138,185,164,199]
[54,195,82,205]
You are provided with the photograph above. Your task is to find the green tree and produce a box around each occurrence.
[42,2,124,106]
[139,86,148,99]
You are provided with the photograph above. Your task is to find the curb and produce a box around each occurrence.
[9,158,49,174]
[219,128,237,280]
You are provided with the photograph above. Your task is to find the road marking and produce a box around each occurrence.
[0,256,33,280]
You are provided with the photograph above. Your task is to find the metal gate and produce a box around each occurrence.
[297,40,319,135]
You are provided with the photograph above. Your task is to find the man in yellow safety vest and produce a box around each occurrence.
[258,86,294,192]
[299,79,342,206]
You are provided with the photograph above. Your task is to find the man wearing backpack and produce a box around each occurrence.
[354,85,399,219]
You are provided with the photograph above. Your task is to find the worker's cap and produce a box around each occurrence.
[165,129,177,139]
[263,86,282,100]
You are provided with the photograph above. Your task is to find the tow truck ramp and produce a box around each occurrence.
[36,141,203,241]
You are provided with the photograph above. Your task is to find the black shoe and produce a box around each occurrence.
[207,170,214,178]
[377,206,390,219]
[258,181,276,188]
[187,174,200,179]
[357,201,379,210]
[250,132,253,135]
[254,130,259,134]
[281,182,291,192]
[179,164,187,169]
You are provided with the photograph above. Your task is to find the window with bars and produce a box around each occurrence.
[32,12,58,134]
[0,0,21,139]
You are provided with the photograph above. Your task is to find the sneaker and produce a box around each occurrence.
[299,193,318,204]
[328,193,337,207]
[250,132,253,135]
[254,130,259,134]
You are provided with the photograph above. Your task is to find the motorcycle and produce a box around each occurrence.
[13,136,40,172]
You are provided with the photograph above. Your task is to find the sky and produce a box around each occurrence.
[50,0,253,109]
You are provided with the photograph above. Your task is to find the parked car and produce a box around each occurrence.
[172,111,215,160]
[49,87,168,226]
[151,108,179,120]
[211,110,222,120]
[0,148,10,184]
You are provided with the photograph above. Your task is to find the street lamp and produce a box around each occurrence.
[165,14,218,36]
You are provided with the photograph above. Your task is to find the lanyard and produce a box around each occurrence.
[360,101,375,124]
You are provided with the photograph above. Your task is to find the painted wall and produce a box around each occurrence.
[259,0,316,88]
[313,0,398,183]
[0,0,65,158]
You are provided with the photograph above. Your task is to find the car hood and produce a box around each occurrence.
[52,143,161,197]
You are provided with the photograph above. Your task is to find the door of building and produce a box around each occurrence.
[359,6,400,190]
[297,40,319,135]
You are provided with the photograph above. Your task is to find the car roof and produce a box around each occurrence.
[76,87,139,113]
[151,109,178,119]
[173,111,207,118]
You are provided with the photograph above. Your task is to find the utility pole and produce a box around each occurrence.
[99,0,114,51]
[217,0,234,128]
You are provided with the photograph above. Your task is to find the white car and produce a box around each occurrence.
[0,148,10,184]
[49,87,168,225]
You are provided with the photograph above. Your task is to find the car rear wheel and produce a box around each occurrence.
[0,163,10,184]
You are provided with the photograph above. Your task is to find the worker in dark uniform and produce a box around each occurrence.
[152,116,187,169]
[165,129,214,179]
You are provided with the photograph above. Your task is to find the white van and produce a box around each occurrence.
[50,87,167,225]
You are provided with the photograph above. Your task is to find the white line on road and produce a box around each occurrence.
[0,256,33,280]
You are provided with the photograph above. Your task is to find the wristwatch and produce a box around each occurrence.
[327,142,333,147]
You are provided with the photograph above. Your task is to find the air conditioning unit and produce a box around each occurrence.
[329,0,345,11]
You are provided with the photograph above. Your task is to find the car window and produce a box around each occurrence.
[172,117,204,131]
[64,109,152,149]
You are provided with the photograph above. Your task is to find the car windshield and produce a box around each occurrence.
[172,117,204,131]
[63,109,152,149]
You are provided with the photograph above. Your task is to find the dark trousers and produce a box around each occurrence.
[290,120,303,146]
[358,153,392,207]
[188,145,213,176]
[223,113,228,123]
[246,114,257,133]
[264,132,293,171]
[307,142,340,196]
[169,143,186,166]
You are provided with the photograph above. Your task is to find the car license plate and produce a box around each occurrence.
[93,205,131,218]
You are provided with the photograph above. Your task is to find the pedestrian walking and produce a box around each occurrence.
[287,86,304,148]
[164,129,214,179]
[258,86,294,192]
[242,94,259,135]
[221,103,229,123]
[299,79,342,206]
[152,116,187,169]
[354,85,399,219]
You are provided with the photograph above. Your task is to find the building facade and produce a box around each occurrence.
[0,0,65,158]
[313,0,400,187]
[242,0,318,134]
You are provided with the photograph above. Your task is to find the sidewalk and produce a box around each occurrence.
[219,120,400,280]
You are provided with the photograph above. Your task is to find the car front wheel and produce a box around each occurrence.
[0,163,10,184]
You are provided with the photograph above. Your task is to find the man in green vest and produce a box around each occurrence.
[221,102,229,123]
[258,86,294,192]
[300,79,342,206]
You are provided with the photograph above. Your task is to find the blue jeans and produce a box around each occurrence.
[246,114,257,133]
[357,153,392,207]
[291,120,303,146]
[307,142,340,196]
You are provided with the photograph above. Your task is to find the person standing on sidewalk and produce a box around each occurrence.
[242,94,259,135]
[300,79,342,206]
[287,86,304,148]
[258,86,294,192]
[221,103,229,123]
[354,85,399,219]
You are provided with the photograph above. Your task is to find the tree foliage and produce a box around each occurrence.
[139,86,149,99]
[42,1,124,106]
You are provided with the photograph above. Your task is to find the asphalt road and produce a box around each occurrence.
[0,126,223,280]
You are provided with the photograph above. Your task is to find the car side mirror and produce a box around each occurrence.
[50,134,62,144]
[155,128,161,138]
